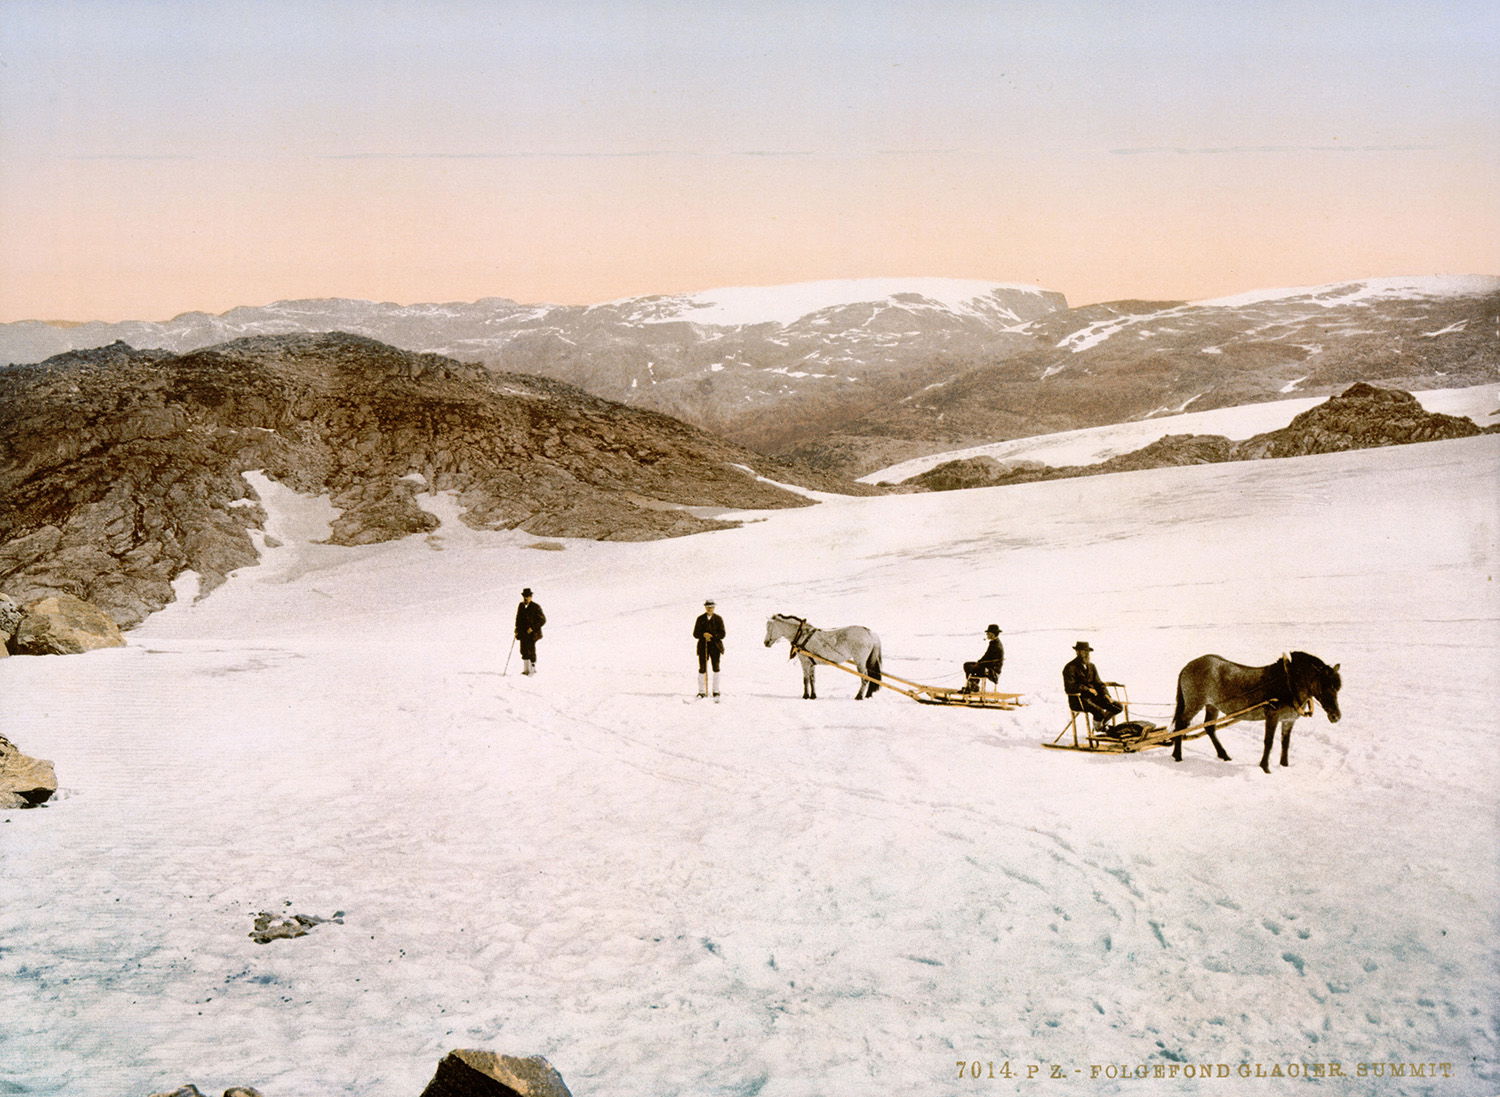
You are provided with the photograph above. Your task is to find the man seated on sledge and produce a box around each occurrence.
[961,624,1005,692]
[1063,640,1123,729]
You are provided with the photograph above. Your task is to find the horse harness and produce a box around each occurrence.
[786,616,815,660]
[1278,653,1316,718]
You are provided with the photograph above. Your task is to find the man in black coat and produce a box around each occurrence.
[962,624,1005,691]
[693,599,726,698]
[515,587,546,676]
[1063,640,1122,726]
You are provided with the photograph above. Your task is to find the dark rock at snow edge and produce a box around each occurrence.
[146,1049,573,1097]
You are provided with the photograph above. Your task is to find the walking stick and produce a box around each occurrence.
[503,635,516,675]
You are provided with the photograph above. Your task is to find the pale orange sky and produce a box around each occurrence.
[2,0,1497,321]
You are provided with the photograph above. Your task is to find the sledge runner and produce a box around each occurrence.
[514,587,546,675]
[693,599,726,700]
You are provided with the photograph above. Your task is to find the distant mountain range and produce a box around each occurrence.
[4,275,1496,476]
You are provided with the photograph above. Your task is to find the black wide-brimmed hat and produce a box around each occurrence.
[985,624,1001,635]
[521,588,533,597]
[1074,640,1093,651]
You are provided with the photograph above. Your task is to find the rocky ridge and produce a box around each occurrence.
[901,383,1490,491]
[0,281,1065,452]
[0,333,870,627]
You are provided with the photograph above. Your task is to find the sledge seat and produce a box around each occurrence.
[1061,683,1131,748]
[964,670,1001,694]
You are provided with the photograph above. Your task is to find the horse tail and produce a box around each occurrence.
[866,641,882,694]
[1172,678,1188,732]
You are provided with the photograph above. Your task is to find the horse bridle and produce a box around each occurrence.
[784,615,814,659]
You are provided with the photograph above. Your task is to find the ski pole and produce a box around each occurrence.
[503,635,516,675]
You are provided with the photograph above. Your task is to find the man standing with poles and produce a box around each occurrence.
[514,587,546,676]
[693,599,725,700]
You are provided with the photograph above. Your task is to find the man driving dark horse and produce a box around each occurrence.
[961,625,1005,691]
[1063,641,1122,727]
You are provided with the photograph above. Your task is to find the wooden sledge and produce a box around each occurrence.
[1044,682,1273,754]
[790,646,1025,709]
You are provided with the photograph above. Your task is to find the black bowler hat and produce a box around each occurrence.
[985,624,1001,635]
[521,588,533,597]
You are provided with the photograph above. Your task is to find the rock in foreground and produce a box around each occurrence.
[418,1050,573,1097]
[10,593,125,655]
[0,734,56,809]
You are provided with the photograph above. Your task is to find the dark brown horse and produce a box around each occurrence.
[1171,652,1342,773]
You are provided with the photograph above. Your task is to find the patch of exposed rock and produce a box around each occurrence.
[0,734,56,808]
[0,333,874,627]
[249,909,344,944]
[9,593,126,654]
[418,1050,573,1097]
[903,383,1487,491]
[0,592,21,654]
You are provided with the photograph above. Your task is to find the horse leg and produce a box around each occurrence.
[1201,704,1232,761]
[802,659,815,700]
[1170,708,1194,761]
[1171,688,1190,761]
[1279,718,1294,768]
[1259,713,1277,773]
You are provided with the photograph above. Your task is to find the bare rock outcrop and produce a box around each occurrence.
[0,592,21,655]
[11,593,125,654]
[1233,381,1483,458]
[1,334,874,627]
[418,1050,573,1097]
[0,734,57,808]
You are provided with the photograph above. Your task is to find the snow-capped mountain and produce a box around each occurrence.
[593,277,1060,327]
[790,275,1500,473]
[3,275,1495,475]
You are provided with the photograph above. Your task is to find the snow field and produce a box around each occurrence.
[0,431,1496,1097]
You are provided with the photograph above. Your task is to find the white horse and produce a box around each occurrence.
[763,613,883,699]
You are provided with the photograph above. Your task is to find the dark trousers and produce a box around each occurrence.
[697,643,721,673]
[1074,688,1122,723]
[963,660,999,683]
[519,635,538,662]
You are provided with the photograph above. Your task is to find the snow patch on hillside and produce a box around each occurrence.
[1191,274,1500,309]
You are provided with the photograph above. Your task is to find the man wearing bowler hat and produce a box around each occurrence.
[1063,640,1122,727]
[693,599,726,699]
[514,587,546,676]
[961,624,1005,691]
